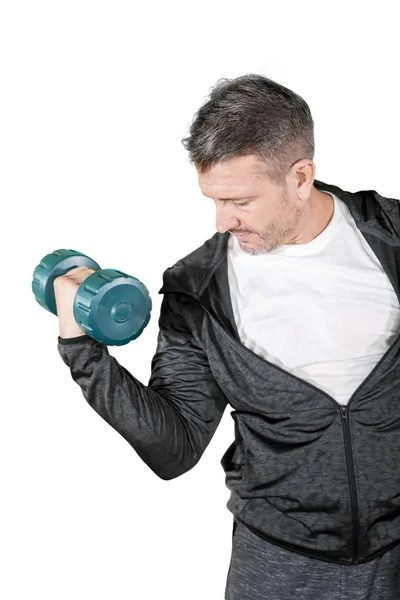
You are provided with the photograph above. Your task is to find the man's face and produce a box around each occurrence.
[197,154,309,256]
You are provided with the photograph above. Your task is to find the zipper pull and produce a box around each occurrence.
[340,404,348,420]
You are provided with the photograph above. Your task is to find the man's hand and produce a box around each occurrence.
[54,266,96,338]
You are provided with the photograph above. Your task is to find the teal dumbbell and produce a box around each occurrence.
[32,249,152,346]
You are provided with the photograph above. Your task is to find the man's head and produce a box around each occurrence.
[182,74,331,256]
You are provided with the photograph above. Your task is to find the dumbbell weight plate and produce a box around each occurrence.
[73,269,152,346]
[32,249,102,315]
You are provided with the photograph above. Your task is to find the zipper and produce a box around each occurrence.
[340,404,360,563]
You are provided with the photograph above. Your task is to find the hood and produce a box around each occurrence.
[158,179,400,298]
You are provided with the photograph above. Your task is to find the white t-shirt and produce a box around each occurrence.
[227,190,400,405]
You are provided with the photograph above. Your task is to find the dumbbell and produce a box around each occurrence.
[31,249,152,346]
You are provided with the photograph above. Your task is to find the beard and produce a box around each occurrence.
[238,188,308,256]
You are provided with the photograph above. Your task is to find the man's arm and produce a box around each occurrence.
[57,292,228,480]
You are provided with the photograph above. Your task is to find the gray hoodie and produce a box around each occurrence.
[58,178,400,566]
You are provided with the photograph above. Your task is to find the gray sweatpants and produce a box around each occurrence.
[225,520,400,599]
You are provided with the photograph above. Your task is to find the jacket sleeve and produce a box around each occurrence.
[56,292,229,480]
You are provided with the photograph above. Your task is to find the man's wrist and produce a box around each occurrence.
[59,325,87,339]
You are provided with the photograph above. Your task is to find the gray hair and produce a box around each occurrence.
[181,73,315,188]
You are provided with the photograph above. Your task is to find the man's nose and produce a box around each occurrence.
[215,206,240,234]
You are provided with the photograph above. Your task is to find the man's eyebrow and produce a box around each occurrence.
[201,192,257,201]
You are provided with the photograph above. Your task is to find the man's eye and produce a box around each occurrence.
[235,201,250,207]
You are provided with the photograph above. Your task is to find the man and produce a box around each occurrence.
[55,74,400,599]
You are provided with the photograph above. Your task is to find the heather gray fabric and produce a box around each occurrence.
[225,520,400,599]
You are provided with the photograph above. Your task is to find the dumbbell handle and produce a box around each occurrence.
[54,266,95,339]
[32,249,102,316]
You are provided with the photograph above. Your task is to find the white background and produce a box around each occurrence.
[1,1,399,598]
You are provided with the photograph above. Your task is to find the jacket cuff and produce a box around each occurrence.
[58,335,92,345]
